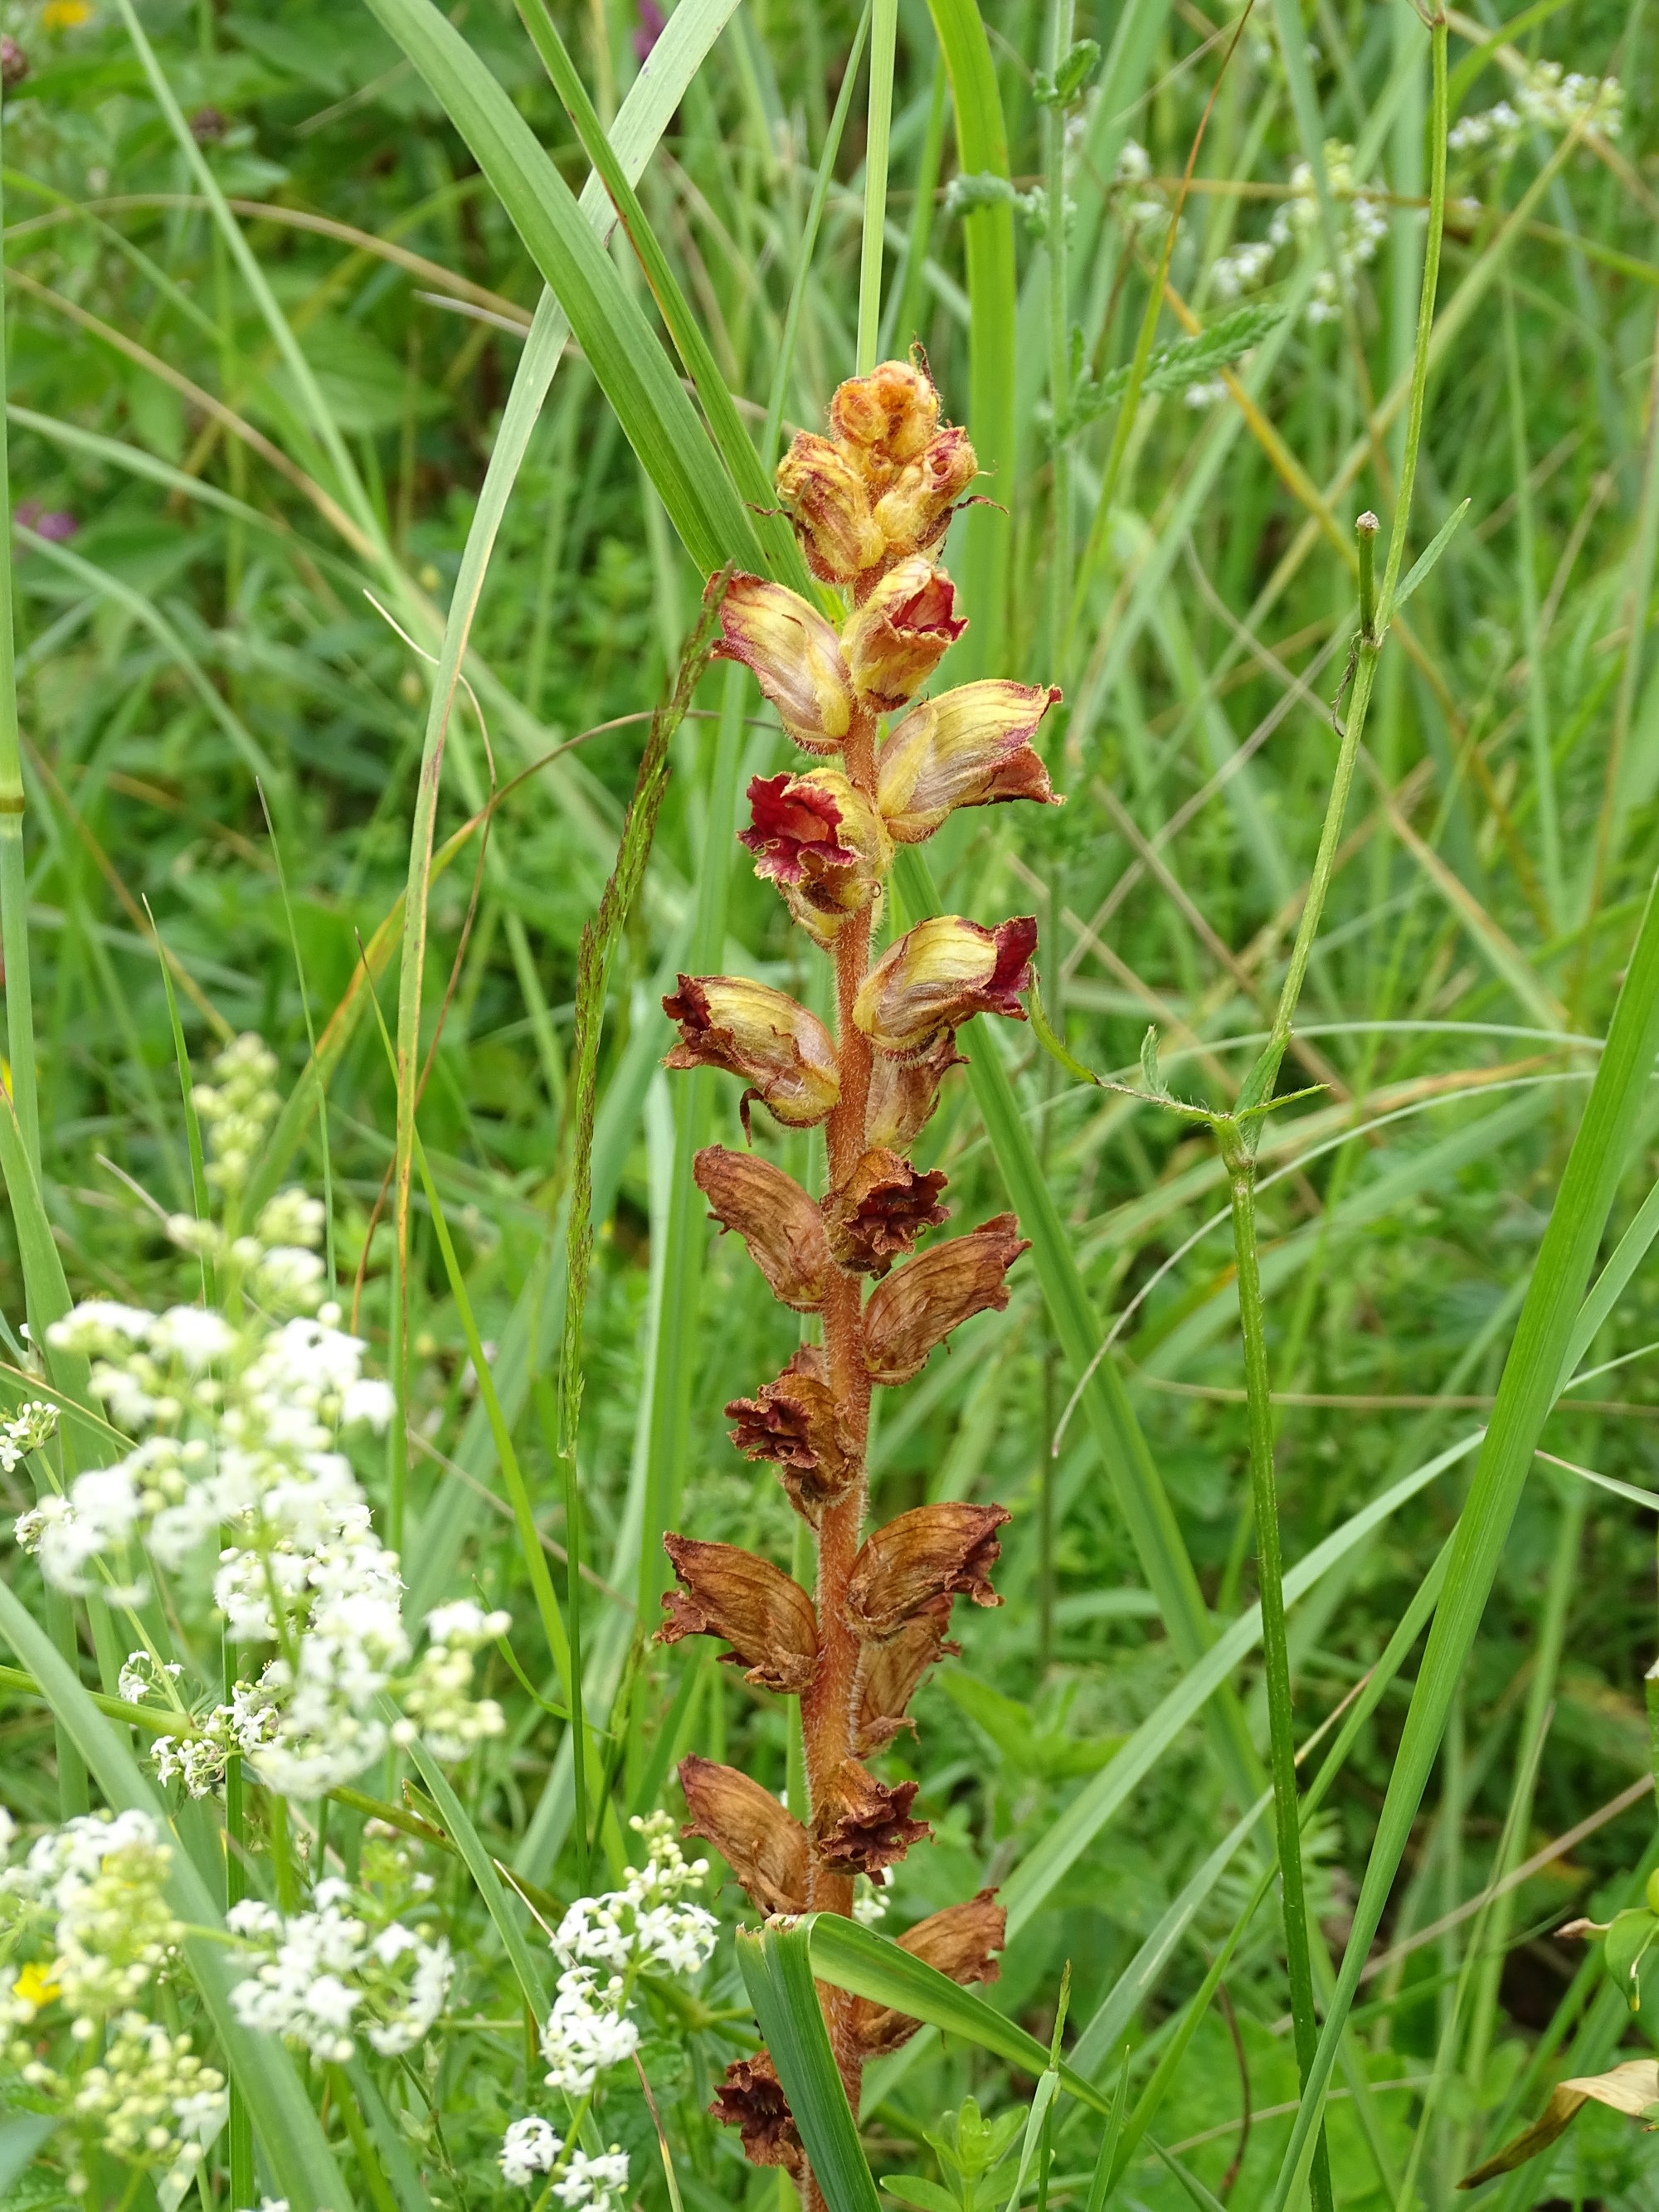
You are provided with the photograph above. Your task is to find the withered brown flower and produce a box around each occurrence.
[659,1534,820,1694]
[823,1148,949,1276]
[849,1891,1006,2054]
[741,769,892,949]
[862,1216,1031,1388]
[844,1504,1012,1638]
[711,2054,805,2177]
[726,1346,859,1523]
[663,975,839,1138]
[870,425,978,560]
[693,1146,831,1314]
[679,1755,810,1918]
[810,1757,931,1878]
[853,1597,959,1753]
[853,916,1038,1061]
[776,432,885,586]
[866,1032,966,1151]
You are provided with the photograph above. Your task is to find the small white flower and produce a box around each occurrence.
[501,2116,561,2186]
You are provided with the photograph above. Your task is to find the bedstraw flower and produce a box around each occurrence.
[713,574,855,753]
[657,1535,820,1693]
[663,975,839,1136]
[878,683,1063,843]
[863,1218,1031,1387]
[693,1146,832,1312]
[854,916,1038,1060]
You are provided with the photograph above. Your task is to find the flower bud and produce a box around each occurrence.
[841,561,966,712]
[823,1148,949,1276]
[863,1215,1029,1388]
[830,358,941,479]
[712,2053,804,2177]
[1,36,29,89]
[878,683,1063,844]
[854,916,1038,1061]
[726,1347,859,1523]
[713,574,854,755]
[844,1503,1011,1636]
[694,1146,831,1313]
[854,1597,958,1753]
[810,1757,930,1879]
[776,433,886,586]
[679,1755,810,1917]
[867,1033,966,1151]
[741,770,893,948]
[850,1891,1005,2054]
[870,427,978,562]
[659,1534,820,1694]
[664,975,839,1138]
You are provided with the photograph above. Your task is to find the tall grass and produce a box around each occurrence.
[2,0,1659,2204]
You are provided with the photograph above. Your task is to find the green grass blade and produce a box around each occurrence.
[737,1921,885,2212]
[399,1726,551,2016]
[1268,871,1659,2210]
[857,0,899,372]
[0,1578,353,2212]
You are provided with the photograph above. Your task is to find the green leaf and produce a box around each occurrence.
[1001,2074,1059,2212]
[398,1726,551,2017]
[1270,870,1659,2209]
[883,2179,961,2212]
[358,0,761,580]
[893,843,1260,1807]
[0,2112,58,2193]
[737,1922,883,2212]
[1390,497,1472,617]
[0,1579,351,2212]
[1603,1908,1659,2009]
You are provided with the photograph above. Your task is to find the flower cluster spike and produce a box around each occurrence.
[658,355,1059,2193]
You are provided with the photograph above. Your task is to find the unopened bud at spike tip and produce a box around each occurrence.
[775,434,886,586]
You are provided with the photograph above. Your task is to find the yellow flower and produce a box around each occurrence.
[11,1960,61,2010]
[42,0,92,29]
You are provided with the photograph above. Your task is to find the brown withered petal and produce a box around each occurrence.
[853,1597,959,1753]
[726,1346,859,1524]
[659,1535,820,1694]
[810,1757,931,1879]
[693,1146,831,1313]
[866,1032,966,1151]
[862,1216,1031,1388]
[850,1890,1006,2054]
[823,1148,950,1276]
[711,2053,804,2176]
[663,974,839,1138]
[776,431,886,586]
[679,1755,810,1918]
[853,916,1038,1062]
[844,1503,1011,1639]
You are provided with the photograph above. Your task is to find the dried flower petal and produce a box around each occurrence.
[741,769,893,949]
[810,1757,931,1878]
[853,916,1038,1061]
[878,683,1063,843]
[694,1146,831,1313]
[842,561,966,712]
[869,427,979,562]
[664,975,839,1137]
[725,1347,859,1524]
[823,1149,949,1276]
[850,1891,1006,2054]
[830,358,941,479]
[711,2053,804,2176]
[866,1033,966,1150]
[853,1597,959,1753]
[679,1755,810,1917]
[659,1536,820,1694]
[713,573,855,755]
[776,433,886,586]
[863,1216,1029,1388]
[844,1504,1011,1640]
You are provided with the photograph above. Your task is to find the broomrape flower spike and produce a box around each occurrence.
[658,357,1047,2198]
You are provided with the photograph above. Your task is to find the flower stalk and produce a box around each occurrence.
[657,357,1058,2190]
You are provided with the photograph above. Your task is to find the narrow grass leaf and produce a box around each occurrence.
[737,1921,884,2212]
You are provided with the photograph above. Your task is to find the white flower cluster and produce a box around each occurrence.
[226,1879,453,2064]
[1113,136,1166,239]
[12,1036,504,1798]
[1449,61,1622,156]
[0,1397,58,1473]
[0,1809,223,2195]
[1209,139,1385,326]
[500,2117,630,2208]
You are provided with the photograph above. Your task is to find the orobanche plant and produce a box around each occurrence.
[654,355,1063,2190]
